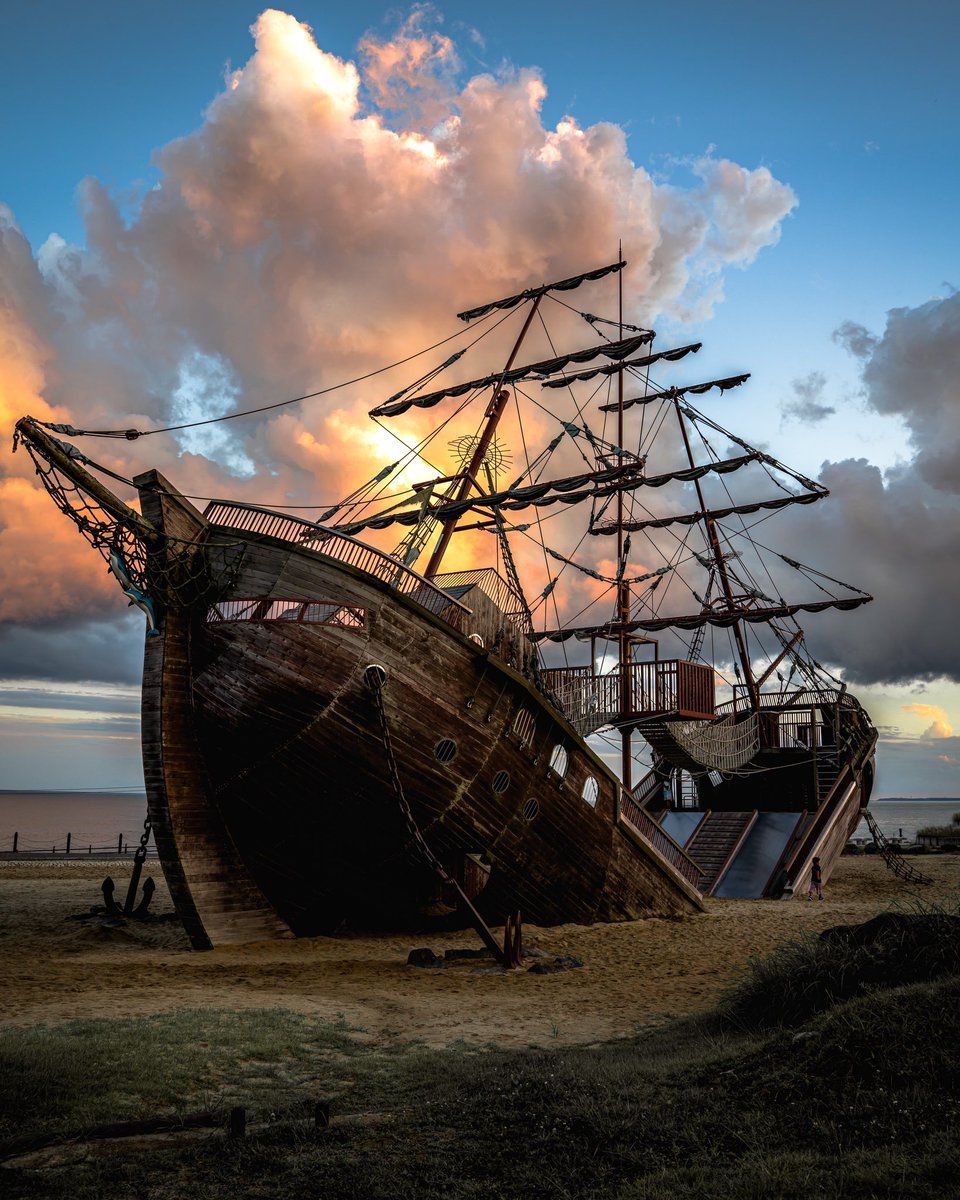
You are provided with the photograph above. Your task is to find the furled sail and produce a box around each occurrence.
[540,343,702,389]
[598,374,750,413]
[456,260,626,322]
[530,596,873,642]
[588,489,828,535]
[370,331,655,418]
[333,454,763,536]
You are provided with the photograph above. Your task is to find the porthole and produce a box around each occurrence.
[512,707,535,747]
[548,745,568,779]
[492,770,510,795]
[522,798,539,821]
[434,738,458,764]
[582,776,599,808]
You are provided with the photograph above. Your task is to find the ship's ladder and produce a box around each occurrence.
[864,811,933,886]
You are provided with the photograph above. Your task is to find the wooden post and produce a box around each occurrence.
[66,832,72,854]
[228,1107,246,1139]
[11,832,17,853]
[615,244,633,792]
[118,832,123,855]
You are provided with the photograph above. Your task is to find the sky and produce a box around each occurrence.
[0,0,958,795]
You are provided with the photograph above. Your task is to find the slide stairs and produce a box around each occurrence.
[685,810,757,894]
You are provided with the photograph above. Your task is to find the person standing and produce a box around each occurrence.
[807,856,824,901]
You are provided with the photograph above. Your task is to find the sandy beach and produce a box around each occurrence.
[1,854,957,1047]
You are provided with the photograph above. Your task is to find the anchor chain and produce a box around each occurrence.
[120,812,155,916]
[365,665,509,965]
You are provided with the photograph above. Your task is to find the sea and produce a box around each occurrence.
[0,792,149,854]
[852,798,960,842]
[1,790,958,853]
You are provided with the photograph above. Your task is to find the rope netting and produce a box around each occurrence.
[667,713,760,772]
[17,434,245,619]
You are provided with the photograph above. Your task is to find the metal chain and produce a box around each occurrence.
[134,813,152,865]
[366,668,504,962]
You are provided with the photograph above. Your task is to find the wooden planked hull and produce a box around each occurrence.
[136,472,703,947]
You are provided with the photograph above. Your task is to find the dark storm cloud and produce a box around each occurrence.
[0,612,144,685]
[780,290,960,685]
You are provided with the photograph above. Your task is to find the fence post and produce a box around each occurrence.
[12,832,17,853]
[66,832,72,854]
[118,833,123,855]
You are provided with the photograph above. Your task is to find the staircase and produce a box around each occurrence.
[815,754,841,802]
[686,811,756,893]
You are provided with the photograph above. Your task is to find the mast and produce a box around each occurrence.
[615,243,632,790]
[672,401,760,710]
[423,295,543,579]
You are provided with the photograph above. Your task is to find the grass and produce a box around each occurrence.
[2,910,960,1198]
[917,812,960,839]
[715,900,960,1029]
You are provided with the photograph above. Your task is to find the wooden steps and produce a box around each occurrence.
[686,810,757,894]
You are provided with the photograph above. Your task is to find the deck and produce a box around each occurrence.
[540,661,715,736]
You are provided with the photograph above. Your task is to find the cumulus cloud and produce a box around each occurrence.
[902,702,954,740]
[780,370,835,425]
[0,6,798,663]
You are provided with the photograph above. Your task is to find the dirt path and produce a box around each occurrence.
[1,855,956,1047]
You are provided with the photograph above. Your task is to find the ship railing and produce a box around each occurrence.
[203,501,472,629]
[619,791,704,888]
[715,686,862,715]
[540,660,715,735]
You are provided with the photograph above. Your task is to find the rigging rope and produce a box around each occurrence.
[41,308,508,440]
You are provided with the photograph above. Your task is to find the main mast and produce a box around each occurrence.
[423,296,543,579]
[672,401,760,710]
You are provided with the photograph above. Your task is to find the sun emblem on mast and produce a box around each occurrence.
[449,433,512,490]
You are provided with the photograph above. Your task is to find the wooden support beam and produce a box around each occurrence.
[755,632,802,691]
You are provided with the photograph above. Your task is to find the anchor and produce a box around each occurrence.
[100,815,156,920]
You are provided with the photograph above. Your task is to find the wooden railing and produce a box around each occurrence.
[204,501,472,629]
[620,792,704,888]
[540,659,715,735]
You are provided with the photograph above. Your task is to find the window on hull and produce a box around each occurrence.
[512,707,535,747]
[548,745,569,780]
[582,777,599,808]
[207,598,365,628]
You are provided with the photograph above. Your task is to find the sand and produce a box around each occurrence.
[1,855,957,1047]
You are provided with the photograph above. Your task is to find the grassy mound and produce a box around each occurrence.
[717,904,960,1029]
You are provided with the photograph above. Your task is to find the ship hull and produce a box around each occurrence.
[136,473,703,947]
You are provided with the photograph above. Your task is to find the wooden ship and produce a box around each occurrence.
[15,256,877,949]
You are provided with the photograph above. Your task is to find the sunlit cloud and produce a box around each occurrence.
[903,702,954,740]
